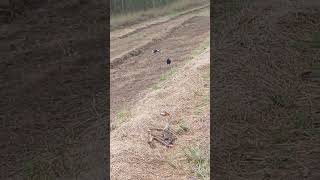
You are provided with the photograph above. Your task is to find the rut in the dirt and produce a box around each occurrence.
[110,15,209,123]
[110,7,209,63]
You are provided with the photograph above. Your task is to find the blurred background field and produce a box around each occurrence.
[110,0,209,30]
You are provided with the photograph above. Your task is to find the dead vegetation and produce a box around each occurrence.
[111,47,210,179]
[212,0,320,179]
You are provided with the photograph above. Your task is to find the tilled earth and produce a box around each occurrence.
[110,5,209,62]
[1,1,107,179]
[110,10,210,126]
[212,1,320,179]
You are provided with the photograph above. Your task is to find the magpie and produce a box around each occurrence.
[152,49,160,54]
[166,58,171,65]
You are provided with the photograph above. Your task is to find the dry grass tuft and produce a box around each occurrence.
[184,146,210,179]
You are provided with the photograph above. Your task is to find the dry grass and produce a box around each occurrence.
[159,68,177,81]
[212,0,320,179]
[110,0,209,30]
[111,108,132,130]
[184,146,210,179]
[191,37,210,59]
[149,37,210,94]
[111,49,210,179]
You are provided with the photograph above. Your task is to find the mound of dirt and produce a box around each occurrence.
[0,1,108,179]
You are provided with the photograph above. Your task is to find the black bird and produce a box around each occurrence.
[153,49,160,54]
[166,58,171,65]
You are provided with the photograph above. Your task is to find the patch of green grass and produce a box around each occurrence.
[150,68,176,91]
[184,146,209,179]
[160,68,176,81]
[160,74,167,81]
[116,109,131,125]
[151,84,161,90]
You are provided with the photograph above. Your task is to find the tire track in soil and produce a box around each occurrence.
[110,4,209,41]
[110,15,210,123]
[110,7,209,66]
[116,4,210,39]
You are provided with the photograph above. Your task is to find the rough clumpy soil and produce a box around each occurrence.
[0,1,107,179]
[212,0,320,179]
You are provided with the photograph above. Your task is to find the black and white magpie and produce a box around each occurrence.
[152,49,160,54]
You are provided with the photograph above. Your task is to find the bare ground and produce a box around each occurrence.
[110,8,209,124]
[110,4,209,41]
[0,1,107,179]
[110,6,209,63]
[110,8,210,180]
[212,0,320,179]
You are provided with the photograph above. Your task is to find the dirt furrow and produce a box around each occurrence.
[110,4,209,40]
[110,15,209,124]
[110,7,209,64]
[116,4,209,39]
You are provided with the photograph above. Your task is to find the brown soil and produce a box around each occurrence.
[110,14,210,127]
[212,0,320,179]
[110,8,210,179]
[1,1,107,179]
[110,6,209,63]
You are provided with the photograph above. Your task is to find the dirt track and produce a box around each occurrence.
[110,7,210,125]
